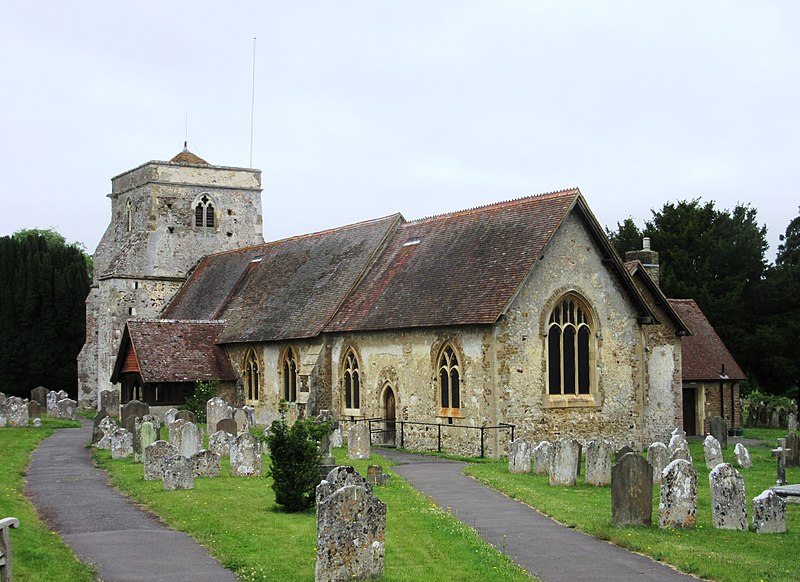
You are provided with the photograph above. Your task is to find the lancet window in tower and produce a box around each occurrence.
[195,195,215,228]
[125,199,133,232]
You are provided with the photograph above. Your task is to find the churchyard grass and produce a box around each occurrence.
[95,447,532,582]
[0,420,95,581]
[465,437,797,582]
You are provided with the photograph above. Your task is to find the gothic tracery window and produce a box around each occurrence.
[282,348,298,403]
[438,344,461,412]
[547,295,594,396]
[195,195,215,228]
[342,349,360,413]
[245,349,260,402]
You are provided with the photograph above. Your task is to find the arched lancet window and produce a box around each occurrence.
[547,295,594,396]
[438,344,461,412]
[282,348,298,403]
[194,194,215,228]
[125,199,133,232]
[342,349,360,413]
[245,349,260,402]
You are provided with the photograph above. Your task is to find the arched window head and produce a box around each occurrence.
[125,199,133,232]
[342,349,360,413]
[437,343,461,413]
[282,348,298,403]
[547,295,594,396]
[245,349,260,402]
[194,194,215,228]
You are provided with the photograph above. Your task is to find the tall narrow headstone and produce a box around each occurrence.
[709,463,747,530]
[585,440,613,486]
[710,416,727,449]
[233,408,250,435]
[168,419,187,450]
[785,432,799,469]
[703,435,724,470]
[612,453,653,527]
[772,438,790,485]
[99,389,120,417]
[230,433,262,477]
[789,413,798,433]
[46,391,59,416]
[532,441,553,475]
[91,409,109,444]
[752,490,786,534]
[144,441,179,481]
[770,408,780,429]
[206,397,231,436]
[647,442,670,484]
[757,404,768,427]
[779,408,788,430]
[659,459,697,529]
[549,438,581,486]
[179,422,203,458]
[348,424,371,460]
[508,439,531,474]
[734,443,752,469]
[138,421,158,463]
[30,386,49,408]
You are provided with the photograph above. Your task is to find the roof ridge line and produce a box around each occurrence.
[267,213,405,245]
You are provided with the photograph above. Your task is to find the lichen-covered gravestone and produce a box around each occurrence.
[216,418,237,436]
[532,441,553,475]
[549,438,581,486]
[142,414,161,440]
[95,416,118,450]
[315,466,386,582]
[164,408,179,426]
[137,421,158,463]
[508,439,531,474]
[703,435,724,470]
[163,455,194,490]
[99,389,120,417]
[348,424,371,460]
[208,430,235,457]
[585,440,612,486]
[659,459,697,529]
[230,433,262,477]
[57,398,78,420]
[6,397,29,427]
[710,415,727,449]
[191,449,221,478]
[668,429,688,455]
[144,440,179,481]
[120,399,149,427]
[670,447,692,465]
[109,428,134,460]
[709,463,747,530]
[46,390,59,416]
[206,397,231,436]
[612,452,653,527]
[734,443,752,469]
[233,408,250,435]
[30,386,49,408]
[179,422,203,458]
[330,427,343,448]
[647,442,670,483]
[752,490,786,534]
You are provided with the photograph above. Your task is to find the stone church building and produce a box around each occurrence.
[79,150,744,456]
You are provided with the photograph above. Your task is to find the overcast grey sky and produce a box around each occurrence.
[2,1,797,260]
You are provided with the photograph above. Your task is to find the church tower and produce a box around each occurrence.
[78,148,264,408]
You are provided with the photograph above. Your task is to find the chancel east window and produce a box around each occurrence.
[245,350,260,402]
[342,349,360,414]
[194,195,215,228]
[547,296,594,396]
[282,348,298,403]
[438,344,461,414]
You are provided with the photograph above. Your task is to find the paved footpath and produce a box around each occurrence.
[25,421,237,582]
[376,448,699,582]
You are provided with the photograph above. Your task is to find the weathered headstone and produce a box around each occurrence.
[27,400,42,419]
[175,409,196,423]
[549,438,581,486]
[659,459,697,529]
[779,408,788,430]
[163,455,194,490]
[179,422,203,459]
[0,393,6,428]
[709,463,747,530]
[585,440,613,486]
[785,432,800,469]
[348,424,371,460]
[123,415,137,436]
[330,427,343,448]
[315,466,386,582]
[772,438,790,485]
[532,441,553,475]
[46,390,59,416]
[164,408,179,426]
[710,416,727,449]
[758,404,768,428]
[230,433,262,477]
[120,399,149,427]
[191,449,221,478]
[508,439,531,474]
[789,413,798,433]
[233,408,250,435]
[746,403,756,428]
[144,440,178,481]
[216,418,237,436]
[703,435,724,470]
[734,443,752,469]
[142,414,161,440]
[168,419,187,450]
[206,397,231,436]
[57,398,78,420]
[612,452,653,527]
[208,430,235,457]
[56,389,68,400]
[367,465,388,486]
[99,389,120,417]
[30,386,49,408]
[668,430,688,455]
[6,397,29,427]
[770,408,780,429]
[647,442,670,483]
[109,428,134,459]
[137,421,158,463]
[670,446,692,465]
[752,490,786,534]
[95,416,118,449]
[615,445,635,463]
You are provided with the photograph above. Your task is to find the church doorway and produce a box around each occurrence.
[382,386,396,445]
[682,387,698,436]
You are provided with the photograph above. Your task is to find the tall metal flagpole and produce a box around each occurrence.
[250,37,257,168]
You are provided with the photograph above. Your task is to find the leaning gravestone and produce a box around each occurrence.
[752,490,786,534]
[703,435,724,470]
[709,463,747,530]
[584,440,612,486]
[348,424,371,460]
[230,433,262,477]
[734,443,752,469]
[612,452,653,527]
[785,432,800,469]
[27,400,42,419]
[532,441,553,475]
[647,442,670,484]
[216,418,237,436]
[91,409,109,444]
[206,397,231,436]
[137,421,158,463]
[30,386,49,408]
[179,422,203,459]
[99,389,120,417]
[316,466,385,582]
[163,455,194,490]
[144,441,179,481]
[6,397,29,427]
[209,430,235,457]
[191,449,221,478]
[508,439,531,474]
[233,408,250,435]
[659,459,697,529]
[109,428,134,460]
[549,438,581,486]
[710,416,727,449]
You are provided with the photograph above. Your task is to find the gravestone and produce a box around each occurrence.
[670,447,692,465]
[330,427,343,448]
[508,439,531,474]
[138,421,158,463]
[99,389,120,417]
[367,465,388,486]
[785,432,800,469]
[175,409,196,423]
[56,389,69,400]
[770,408,780,429]
[233,408,250,435]
[206,397,231,436]
[30,386,49,408]
[27,400,42,419]
[348,424,371,460]
[647,442,670,484]
[216,418,237,436]
[142,414,161,440]
[316,466,385,582]
[120,399,149,427]
[230,433,262,477]
[615,445,635,463]
[789,413,798,432]
[772,438,790,485]
[191,449,221,478]
[668,430,688,455]
[757,404,768,427]
[164,408,179,426]
[168,419,187,450]
[109,428,133,459]
[179,422,203,458]
[144,441,179,481]
[709,463,747,530]
[779,408,788,430]
[703,435,724,470]
[659,459,697,529]
[95,416,118,449]
[6,397,29,427]
[163,455,194,490]
[734,443,752,469]
[123,415,137,436]
[710,416,727,449]
[46,390,59,416]
[317,411,337,473]
[56,398,78,420]
[549,439,581,486]
[532,441,553,475]
[584,440,612,486]
[0,393,6,428]
[746,403,756,428]
[209,430,235,457]
[752,490,786,534]
[612,452,653,527]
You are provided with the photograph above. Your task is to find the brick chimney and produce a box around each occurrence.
[625,237,660,286]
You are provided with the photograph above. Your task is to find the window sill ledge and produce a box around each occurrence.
[545,395,600,409]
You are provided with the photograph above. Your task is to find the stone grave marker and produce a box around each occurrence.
[647,442,670,483]
[109,428,133,459]
[27,400,42,419]
[0,393,6,428]
[56,398,78,420]
[615,445,635,463]
[612,452,653,527]
[317,410,337,467]
[752,490,786,534]
[233,408,250,435]
[758,404,768,427]
[709,463,747,530]
[46,390,59,416]
[770,408,780,429]
[216,418,237,436]
[230,433,262,477]
[549,438,581,486]
[164,408,179,426]
[330,427,343,448]
[123,415,137,436]
[92,409,109,443]
[316,466,385,582]
[670,447,692,465]
[789,413,798,432]
[142,414,161,440]
[772,438,790,485]
[138,421,158,463]
[163,455,194,490]
[174,409,195,423]
[168,419,187,450]
[785,432,799,469]
[179,422,203,458]
[585,440,612,486]
[348,424,371,460]
[206,397,231,436]
[703,435,724,470]
[99,389,120,417]
[209,430,235,457]
[710,416,727,448]
[668,431,688,455]
[33,417,42,427]
[95,416,118,449]
[746,403,756,428]
[6,397,29,427]
[30,386,49,408]
[779,408,788,429]
[56,389,68,400]
[659,459,697,529]
[144,441,178,481]
[367,465,389,486]
[533,441,553,475]
[508,439,531,474]
[191,449,221,478]
[121,399,149,427]
[734,443,752,469]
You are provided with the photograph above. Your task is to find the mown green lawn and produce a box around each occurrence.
[0,420,95,582]
[465,428,797,582]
